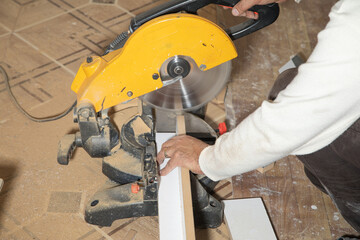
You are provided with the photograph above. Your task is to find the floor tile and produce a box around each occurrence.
[25,213,95,240]
[197,5,218,24]
[17,13,94,60]
[0,35,10,63]
[0,0,21,30]
[47,191,82,213]
[77,3,131,45]
[0,186,48,228]
[64,0,90,8]
[0,35,51,78]
[0,35,75,120]
[0,211,20,236]
[130,0,168,16]
[117,0,156,12]
[5,228,35,240]
[102,217,159,240]
[14,0,66,30]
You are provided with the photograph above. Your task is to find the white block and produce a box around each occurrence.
[157,133,186,240]
[223,198,277,240]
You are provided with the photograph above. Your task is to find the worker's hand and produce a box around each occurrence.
[157,135,209,176]
[229,0,287,19]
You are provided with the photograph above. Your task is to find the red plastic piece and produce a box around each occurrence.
[131,183,140,193]
[218,122,227,135]
[219,5,232,9]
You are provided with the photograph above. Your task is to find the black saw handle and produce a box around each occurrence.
[129,0,279,40]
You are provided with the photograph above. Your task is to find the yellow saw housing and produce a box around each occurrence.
[71,13,238,112]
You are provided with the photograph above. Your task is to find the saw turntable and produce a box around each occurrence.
[57,0,279,230]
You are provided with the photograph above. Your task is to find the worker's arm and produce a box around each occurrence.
[199,0,360,180]
[158,0,360,180]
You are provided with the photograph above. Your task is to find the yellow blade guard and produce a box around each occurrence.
[71,13,237,112]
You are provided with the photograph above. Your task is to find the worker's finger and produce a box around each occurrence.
[156,147,167,164]
[157,140,180,164]
[232,0,258,16]
[245,10,258,19]
[160,157,179,176]
[156,138,178,163]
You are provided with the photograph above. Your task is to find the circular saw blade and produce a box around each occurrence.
[142,56,231,112]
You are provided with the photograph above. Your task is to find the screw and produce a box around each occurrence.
[199,64,207,71]
[152,73,159,80]
[86,56,93,63]
[127,91,133,97]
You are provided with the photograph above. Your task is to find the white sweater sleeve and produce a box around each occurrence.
[199,0,360,181]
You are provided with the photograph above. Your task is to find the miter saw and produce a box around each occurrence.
[57,0,279,228]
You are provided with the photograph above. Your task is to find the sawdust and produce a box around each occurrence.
[333,212,340,221]
[105,149,141,176]
[249,184,281,196]
[131,116,150,137]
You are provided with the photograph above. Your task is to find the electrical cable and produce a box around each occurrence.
[0,65,77,122]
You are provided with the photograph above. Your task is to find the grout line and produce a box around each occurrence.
[13,32,76,77]
[77,213,114,240]
[3,212,46,237]
[14,3,90,33]
[0,22,11,38]
[0,32,11,38]
[22,226,41,240]
[79,191,87,213]
[0,23,11,32]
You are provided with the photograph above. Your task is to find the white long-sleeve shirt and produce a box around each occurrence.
[199,0,360,181]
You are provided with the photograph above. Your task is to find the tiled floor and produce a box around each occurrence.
[0,0,358,239]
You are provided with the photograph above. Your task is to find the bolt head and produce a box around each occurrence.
[86,56,93,63]
[152,73,159,80]
[127,91,133,97]
[80,109,90,118]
